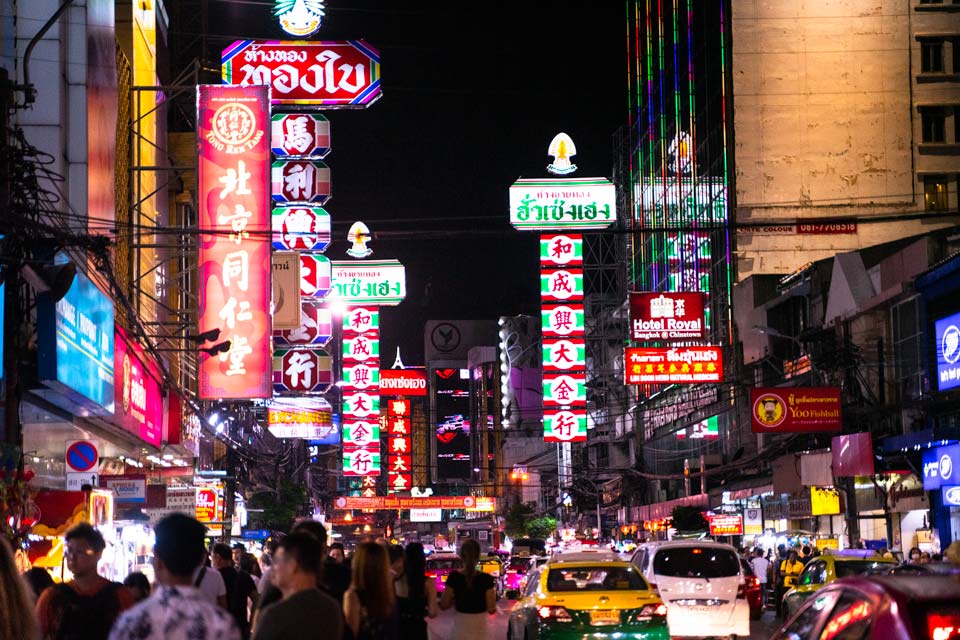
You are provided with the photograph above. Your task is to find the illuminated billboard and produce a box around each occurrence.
[435,368,471,480]
[509,177,616,231]
[936,310,960,391]
[625,347,723,384]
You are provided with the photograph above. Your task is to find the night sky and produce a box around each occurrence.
[201,0,626,362]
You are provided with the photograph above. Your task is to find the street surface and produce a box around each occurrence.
[427,599,784,640]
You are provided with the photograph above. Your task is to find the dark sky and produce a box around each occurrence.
[204,0,626,362]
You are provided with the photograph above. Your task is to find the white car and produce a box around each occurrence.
[630,540,749,638]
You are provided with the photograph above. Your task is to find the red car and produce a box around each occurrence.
[425,553,462,594]
[771,575,960,640]
[739,557,763,620]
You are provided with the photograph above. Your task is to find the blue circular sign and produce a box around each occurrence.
[66,441,98,472]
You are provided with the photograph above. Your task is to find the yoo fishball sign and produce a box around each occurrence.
[750,387,842,433]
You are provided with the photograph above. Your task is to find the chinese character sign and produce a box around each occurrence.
[197,85,271,400]
[386,393,412,493]
[272,160,331,204]
[272,348,332,393]
[271,113,330,158]
[630,292,706,341]
[272,206,331,252]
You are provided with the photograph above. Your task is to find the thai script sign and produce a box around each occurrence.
[626,347,723,384]
[334,495,496,511]
[750,387,841,433]
[330,260,406,306]
[222,40,381,108]
[630,292,706,341]
[271,112,330,158]
[114,326,163,447]
[708,513,743,536]
[380,369,427,396]
[197,85,271,400]
[509,177,616,231]
[272,206,331,251]
[195,488,218,523]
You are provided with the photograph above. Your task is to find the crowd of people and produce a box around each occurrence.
[0,516,498,640]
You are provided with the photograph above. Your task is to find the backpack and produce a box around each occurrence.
[54,581,123,640]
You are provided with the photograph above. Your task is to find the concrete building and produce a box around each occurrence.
[733,0,960,280]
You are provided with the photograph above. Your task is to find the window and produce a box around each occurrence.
[652,547,740,578]
[923,41,945,72]
[922,109,947,142]
[799,561,827,586]
[523,570,540,597]
[780,592,839,640]
[546,565,648,592]
[892,297,922,400]
[925,175,949,210]
[833,561,890,579]
[819,590,872,640]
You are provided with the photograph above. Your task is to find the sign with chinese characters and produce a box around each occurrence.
[342,306,379,334]
[273,302,332,347]
[272,160,331,204]
[299,253,331,298]
[272,206,331,252]
[113,326,163,447]
[543,373,587,407]
[380,370,426,396]
[342,363,380,390]
[343,391,380,418]
[509,177,616,231]
[630,292,706,341]
[342,335,380,362]
[271,112,330,158]
[541,304,585,337]
[342,304,381,478]
[935,310,960,391]
[274,0,325,37]
[386,393,412,493]
[625,347,723,384]
[342,446,381,476]
[543,409,587,443]
[542,339,586,372]
[540,234,582,266]
[708,513,743,536]
[267,397,335,440]
[272,348,333,393]
[197,84,272,400]
[342,419,380,447]
[750,387,841,434]
[330,260,406,306]
[540,268,584,302]
[222,40,381,108]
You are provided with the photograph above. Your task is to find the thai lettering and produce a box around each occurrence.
[238,51,368,97]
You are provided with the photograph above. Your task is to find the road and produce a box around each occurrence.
[427,600,784,639]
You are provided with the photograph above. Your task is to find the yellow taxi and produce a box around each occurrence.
[781,550,897,618]
[507,552,668,640]
[477,556,504,597]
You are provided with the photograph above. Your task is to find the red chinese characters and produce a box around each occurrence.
[197,85,272,400]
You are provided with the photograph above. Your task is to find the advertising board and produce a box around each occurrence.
[750,387,842,433]
[629,292,706,341]
[625,347,722,384]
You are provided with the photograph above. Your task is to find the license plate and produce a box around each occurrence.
[589,610,620,626]
[441,575,448,582]
[687,606,710,613]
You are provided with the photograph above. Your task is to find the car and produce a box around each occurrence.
[507,551,668,640]
[781,550,897,619]
[739,557,764,620]
[771,574,960,640]
[478,556,504,598]
[425,552,462,594]
[630,540,749,638]
[518,556,551,595]
[505,554,535,597]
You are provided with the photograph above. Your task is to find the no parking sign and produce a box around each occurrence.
[65,440,99,473]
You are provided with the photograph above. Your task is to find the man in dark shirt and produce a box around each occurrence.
[213,543,259,639]
[252,532,342,640]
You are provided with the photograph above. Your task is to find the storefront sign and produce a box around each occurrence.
[935,310,960,391]
[271,160,331,205]
[540,234,583,266]
[272,348,332,393]
[543,409,587,443]
[342,446,381,476]
[509,177,616,231]
[299,254,332,298]
[922,443,960,490]
[409,508,442,522]
[942,485,960,507]
[330,260,406,306]
[222,40,382,108]
[271,252,301,329]
[101,475,147,503]
[274,302,332,347]
[630,292,705,341]
[811,487,841,516]
[709,514,743,536]
[543,373,587,407]
[196,488,218,523]
[343,307,379,334]
[267,397,335,440]
[750,387,842,433]
[272,206,331,251]
[625,347,723,384]
[542,339,586,372]
[197,84,271,400]
[334,495,495,510]
[271,113,330,158]
[379,370,426,396]
[744,507,762,535]
[113,327,163,447]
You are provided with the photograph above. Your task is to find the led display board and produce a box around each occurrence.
[435,368,470,480]
[114,326,162,447]
[267,397,336,441]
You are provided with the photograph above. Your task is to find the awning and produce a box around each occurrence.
[637,493,708,521]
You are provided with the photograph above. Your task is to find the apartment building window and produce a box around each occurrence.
[922,108,947,142]
[925,175,949,210]
[922,41,945,72]
[891,297,923,400]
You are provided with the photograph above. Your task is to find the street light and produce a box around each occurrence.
[752,325,802,348]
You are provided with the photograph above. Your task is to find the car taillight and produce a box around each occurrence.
[537,606,573,622]
[648,582,659,595]
[638,603,668,618]
[737,580,751,599]
[426,571,437,579]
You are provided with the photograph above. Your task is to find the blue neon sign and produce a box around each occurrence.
[936,311,960,391]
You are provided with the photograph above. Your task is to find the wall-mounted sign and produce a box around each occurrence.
[37,258,115,414]
[810,487,841,516]
[342,419,380,447]
[409,508,442,522]
[509,177,616,231]
[222,40,381,108]
[101,475,147,503]
[922,444,960,490]
[543,372,587,407]
[272,206,331,252]
[346,221,373,258]
[935,311,960,391]
[299,254,331,298]
[942,485,960,507]
[625,347,723,384]
[540,234,583,267]
[540,268,584,302]
[274,302,332,347]
[272,160,331,204]
[267,397,336,440]
[543,409,587,443]
[542,339,586,372]
[272,348,332,393]
[541,304,586,337]
[388,473,410,492]
[330,260,406,306]
[708,513,743,536]
[271,112,330,158]
[379,369,427,396]
[343,306,379,334]
[195,488,218,523]
[274,0,325,37]
[272,252,301,329]
[630,292,706,341]
[750,387,841,433]
[114,326,163,447]
[197,84,272,400]
[342,446,381,476]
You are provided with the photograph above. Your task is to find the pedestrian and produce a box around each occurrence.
[749,548,770,611]
[239,554,260,591]
[232,544,245,568]
[779,549,804,593]
[438,539,497,640]
[257,541,278,595]
[251,532,342,640]
[213,543,259,639]
[193,546,228,608]
[343,542,399,640]
[122,572,151,602]
[0,536,40,640]
[329,542,346,565]
[22,567,55,604]
[387,545,404,579]
[920,551,932,563]
[108,513,239,640]
[36,522,134,640]
[394,542,437,640]
[772,544,786,617]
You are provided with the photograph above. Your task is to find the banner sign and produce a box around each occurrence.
[630,292,706,341]
[543,409,588,443]
[272,206,331,252]
[271,113,330,158]
[379,369,427,396]
[540,234,583,267]
[113,326,163,447]
[750,387,842,433]
[299,254,331,298]
[708,514,743,536]
[386,392,412,493]
[509,177,616,231]
[267,397,335,440]
[272,348,332,393]
[935,310,960,391]
[271,160,331,204]
[273,302,332,347]
[625,347,723,384]
[222,40,382,108]
[330,260,406,306]
[334,495,496,511]
[197,84,272,400]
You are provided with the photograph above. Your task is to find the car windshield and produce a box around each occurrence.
[509,557,530,570]
[428,558,462,571]
[547,565,648,591]
[653,547,740,578]
[834,561,890,578]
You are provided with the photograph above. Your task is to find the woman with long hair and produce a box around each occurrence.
[394,543,437,640]
[438,539,496,640]
[0,537,40,640]
[344,542,399,640]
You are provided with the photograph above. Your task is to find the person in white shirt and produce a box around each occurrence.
[194,558,228,609]
[109,514,239,640]
[749,548,771,610]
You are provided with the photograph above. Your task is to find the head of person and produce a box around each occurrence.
[0,537,39,640]
[777,544,786,557]
[920,551,932,563]
[404,542,427,599]
[291,520,328,553]
[239,552,258,576]
[351,542,393,620]
[388,544,405,577]
[123,572,151,602]
[802,545,811,556]
[211,543,233,569]
[153,514,207,585]
[787,549,798,563]
[459,539,480,577]
[23,567,55,602]
[65,522,106,578]
[328,542,346,564]
[272,532,324,593]
[232,543,245,567]
[260,539,279,571]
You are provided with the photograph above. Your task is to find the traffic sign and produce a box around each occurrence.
[65,440,99,473]
[66,472,99,491]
